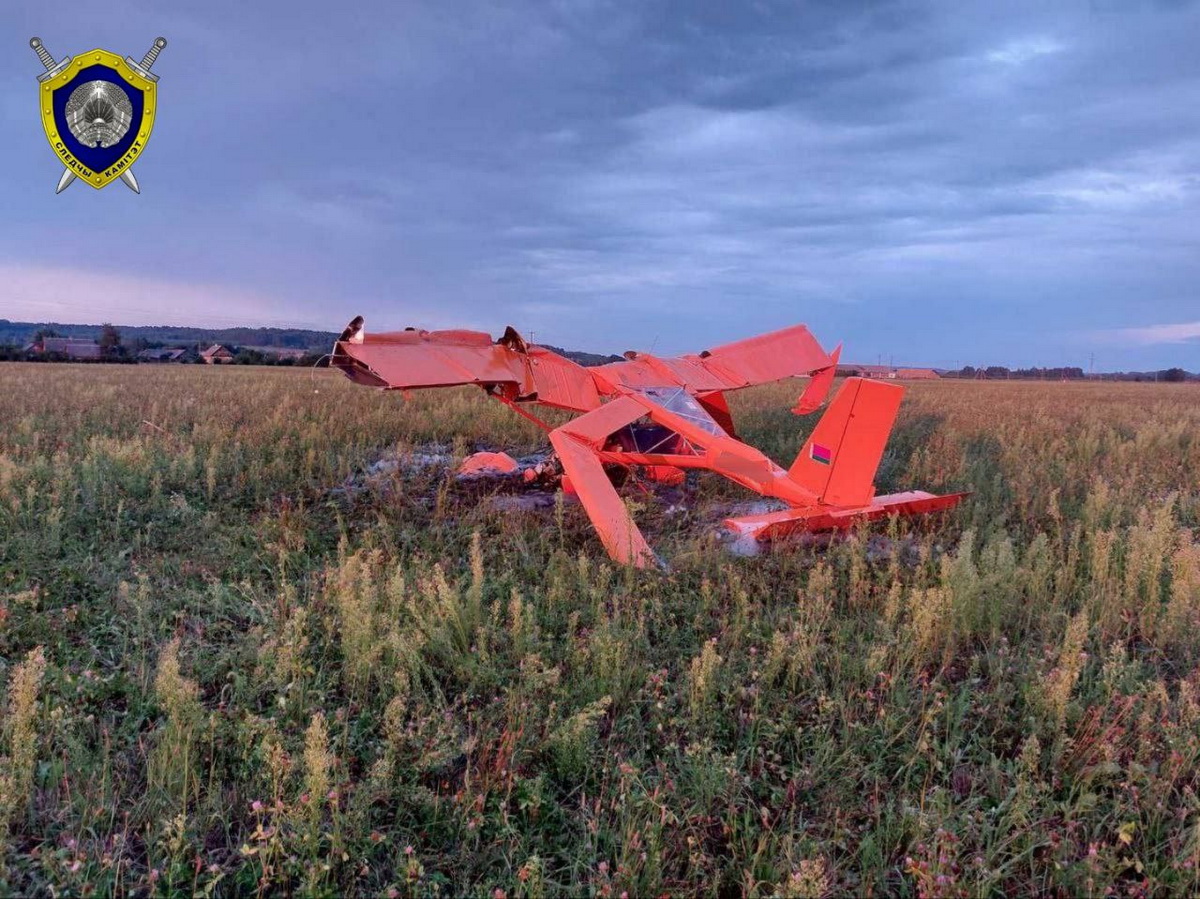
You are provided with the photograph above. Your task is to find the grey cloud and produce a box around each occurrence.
[3,0,1199,367]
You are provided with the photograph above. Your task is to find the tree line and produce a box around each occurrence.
[1,324,329,366]
[946,365,1191,382]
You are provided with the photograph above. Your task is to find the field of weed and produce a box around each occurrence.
[0,362,1198,896]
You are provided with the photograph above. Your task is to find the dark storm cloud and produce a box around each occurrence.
[3,0,1199,366]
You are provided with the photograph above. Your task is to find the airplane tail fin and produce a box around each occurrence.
[787,377,903,507]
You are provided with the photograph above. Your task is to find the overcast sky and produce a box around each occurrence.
[2,0,1199,368]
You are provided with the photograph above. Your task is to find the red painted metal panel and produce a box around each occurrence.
[591,358,679,390]
[334,338,530,389]
[697,324,832,388]
[526,348,602,411]
[549,429,658,568]
[594,324,833,394]
[559,396,650,446]
[793,344,841,415]
[724,490,969,543]
[788,378,902,507]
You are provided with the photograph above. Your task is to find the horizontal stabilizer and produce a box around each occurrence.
[724,490,969,544]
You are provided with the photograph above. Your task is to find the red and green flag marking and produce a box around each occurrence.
[811,443,832,465]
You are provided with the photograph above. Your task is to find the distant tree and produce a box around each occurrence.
[99,323,122,358]
[33,328,61,342]
[233,349,267,365]
[1160,368,1187,383]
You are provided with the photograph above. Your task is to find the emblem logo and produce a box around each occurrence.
[30,36,167,193]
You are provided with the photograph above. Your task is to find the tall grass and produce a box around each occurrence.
[0,362,1198,894]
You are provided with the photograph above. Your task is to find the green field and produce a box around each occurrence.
[1,363,1198,896]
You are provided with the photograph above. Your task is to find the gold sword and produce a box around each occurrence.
[117,38,166,193]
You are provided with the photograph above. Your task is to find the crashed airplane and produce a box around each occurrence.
[331,316,966,567]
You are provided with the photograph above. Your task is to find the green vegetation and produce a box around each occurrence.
[0,364,1198,896]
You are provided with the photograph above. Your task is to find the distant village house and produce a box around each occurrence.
[838,364,940,380]
[200,344,235,364]
[28,336,102,361]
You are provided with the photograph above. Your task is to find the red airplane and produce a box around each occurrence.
[331,316,965,567]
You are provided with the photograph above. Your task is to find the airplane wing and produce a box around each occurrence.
[329,317,603,412]
[331,320,529,390]
[591,324,835,395]
[330,317,837,416]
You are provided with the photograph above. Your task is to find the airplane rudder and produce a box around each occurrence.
[787,378,902,505]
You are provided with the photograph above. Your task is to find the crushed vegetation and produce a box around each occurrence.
[333,442,931,563]
[0,363,1199,896]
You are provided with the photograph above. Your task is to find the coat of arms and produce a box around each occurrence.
[30,36,167,193]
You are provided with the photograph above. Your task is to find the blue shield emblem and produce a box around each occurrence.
[32,39,166,192]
